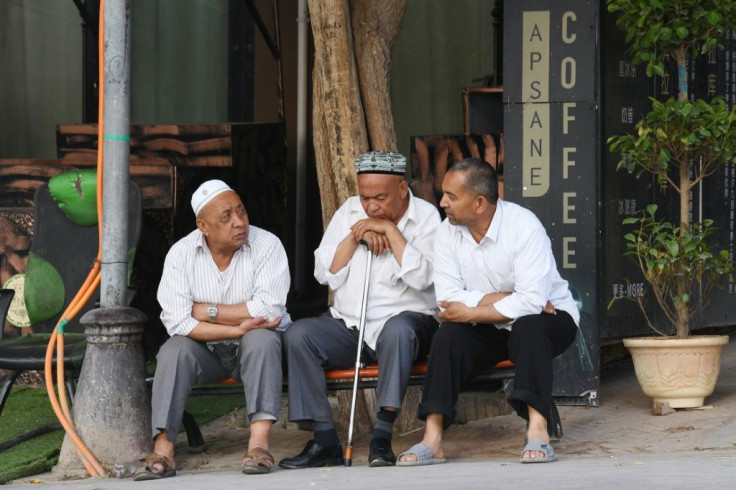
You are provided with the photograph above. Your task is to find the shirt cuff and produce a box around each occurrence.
[169,316,199,337]
[392,244,420,280]
[246,299,271,320]
[493,296,517,321]
[464,290,486,308]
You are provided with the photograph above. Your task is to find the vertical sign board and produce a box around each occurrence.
[690,32,736,327]
[599,7,659,340]
[504,0,599,403]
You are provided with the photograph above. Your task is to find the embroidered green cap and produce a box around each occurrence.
[354,151,407,175]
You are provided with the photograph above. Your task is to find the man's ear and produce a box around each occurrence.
[196,218,208,236]
[474,195,488,214]
[399,179,409,198]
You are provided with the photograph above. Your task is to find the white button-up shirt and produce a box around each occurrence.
[434,199,580,328]
[314,192,441,349]
[157,226,292,341]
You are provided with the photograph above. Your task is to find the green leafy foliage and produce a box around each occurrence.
[608,97,736,193]
[606,0,736,337]
[617,206,733,335]
[607,0,736,78]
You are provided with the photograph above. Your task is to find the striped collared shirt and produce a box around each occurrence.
[157,225,292,340]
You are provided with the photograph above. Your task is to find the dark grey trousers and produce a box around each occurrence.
[284,311,438,423]
[151,328,282,439]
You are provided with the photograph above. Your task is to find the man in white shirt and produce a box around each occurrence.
[137,180,292,480]
[398,158,579,466]
[279,151,441,469]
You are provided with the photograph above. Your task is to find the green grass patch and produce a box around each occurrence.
[0,385,244,484]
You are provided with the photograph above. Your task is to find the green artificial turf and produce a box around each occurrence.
[0,385,244,484]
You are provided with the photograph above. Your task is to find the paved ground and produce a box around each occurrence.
[8,335,736,488]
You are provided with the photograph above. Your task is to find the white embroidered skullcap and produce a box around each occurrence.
[191,179,232,217]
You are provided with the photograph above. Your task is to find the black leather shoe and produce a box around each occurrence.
[368,437,396,467]
[279,440,344,469]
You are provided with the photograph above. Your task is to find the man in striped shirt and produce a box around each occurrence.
[138,180,292,480]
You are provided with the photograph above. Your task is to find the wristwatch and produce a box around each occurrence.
[207,303,218,323]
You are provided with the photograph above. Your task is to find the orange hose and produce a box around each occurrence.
[45,329,104,476]
[44,0,107,476]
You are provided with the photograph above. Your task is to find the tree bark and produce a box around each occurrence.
[351,0,406,151]
[309,0,367,224]
[312,69,340,228]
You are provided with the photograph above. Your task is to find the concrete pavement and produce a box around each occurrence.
[8,334,736,488]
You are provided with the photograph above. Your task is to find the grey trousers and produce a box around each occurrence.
[284,311,438,423]
[151,328,283,439]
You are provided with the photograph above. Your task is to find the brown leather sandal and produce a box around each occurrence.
[242,447,274,475]
[133,453,176,481]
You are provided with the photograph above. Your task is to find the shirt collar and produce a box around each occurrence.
[194,228,250,254]
[455,199,504,245]
[485,199,504,242]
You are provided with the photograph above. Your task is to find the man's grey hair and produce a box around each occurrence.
[447,158,499,204]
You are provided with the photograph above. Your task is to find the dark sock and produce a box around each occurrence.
[372,409,398,442]
[314,428,339,448]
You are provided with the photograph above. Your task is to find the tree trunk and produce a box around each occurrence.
[351,0,407,151]
[309,0,366,223]
[675,46,690,338]
[312,69,340,228]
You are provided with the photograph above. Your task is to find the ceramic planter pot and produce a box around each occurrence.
[623,335,729,409]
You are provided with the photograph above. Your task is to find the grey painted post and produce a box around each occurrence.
[101,0,130,308]
[57,0,152,473]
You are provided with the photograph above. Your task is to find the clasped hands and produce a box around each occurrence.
[438,292,556,324]
[350,218,396,256]
[192,302,281,336]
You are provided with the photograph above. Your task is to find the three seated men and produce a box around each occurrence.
[141,153,577,477]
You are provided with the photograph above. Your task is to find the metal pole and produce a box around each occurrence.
[101,0,130,308]
[295,0,308,296]
[344,245,372,466]
[57,0,152,473]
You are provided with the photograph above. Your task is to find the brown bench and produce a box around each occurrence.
[174,359,519,453]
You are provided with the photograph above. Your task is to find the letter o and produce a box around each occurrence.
[561,57,576,89]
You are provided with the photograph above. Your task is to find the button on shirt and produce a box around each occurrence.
[314,192,441,349]
[157,226,292,343]
[434,199,580,328]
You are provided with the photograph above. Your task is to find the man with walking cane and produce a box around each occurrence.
[280,151,441,469]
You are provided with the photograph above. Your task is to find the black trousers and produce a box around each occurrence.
[418,311,578,429]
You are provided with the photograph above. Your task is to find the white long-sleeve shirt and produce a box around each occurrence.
[433,199,580,328]
[314,192,441,349]
[157,226,292,341]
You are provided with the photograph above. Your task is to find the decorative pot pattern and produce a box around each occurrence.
[623,336,729,408]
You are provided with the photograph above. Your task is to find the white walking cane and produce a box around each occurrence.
[344,242,373,467]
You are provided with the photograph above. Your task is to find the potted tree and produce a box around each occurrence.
[607,0,736,413]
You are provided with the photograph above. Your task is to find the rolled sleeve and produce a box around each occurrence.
[492,226,551,320]
[433,221,477,305]
[314,201,355,289]
[247,235,292,323]
[157,248,200,337]
[392,203,440,290]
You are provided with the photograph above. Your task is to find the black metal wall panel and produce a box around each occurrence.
[503,0,599,402]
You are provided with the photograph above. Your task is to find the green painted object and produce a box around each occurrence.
[24,252,65,324]
[48,170,98,226]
